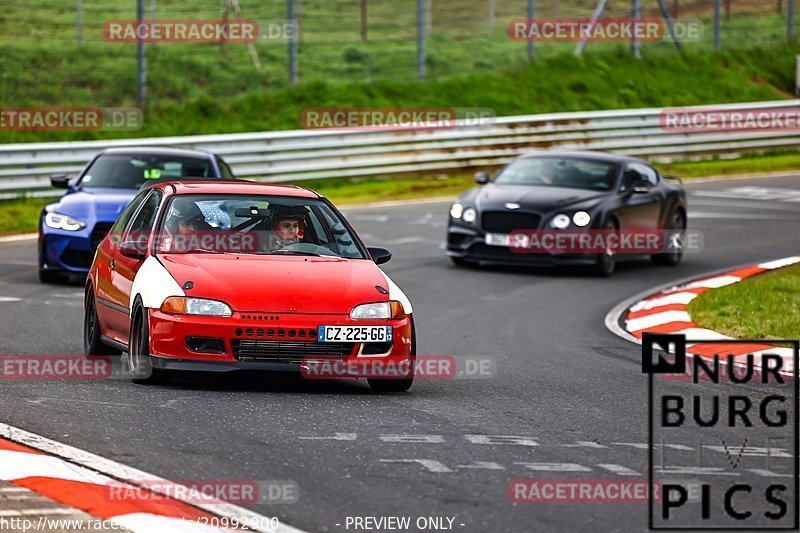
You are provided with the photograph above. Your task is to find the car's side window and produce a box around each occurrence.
[619,163,657,193]
[218,158,236,179]
[123,190,163,246]
[108,190,150,246]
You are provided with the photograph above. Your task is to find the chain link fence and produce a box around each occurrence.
[0,0,798,109]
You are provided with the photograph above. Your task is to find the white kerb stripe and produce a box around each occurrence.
[682,275,741,290]
[130,256,184,312]
[679,328,734,342]
[626,311,692,332]
[758,256,800,270]
[629,292,697,312]
[0,450,112,484]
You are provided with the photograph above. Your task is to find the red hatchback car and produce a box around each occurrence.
[84,181,415,391]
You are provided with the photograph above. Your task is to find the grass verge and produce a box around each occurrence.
[687,264,800,340]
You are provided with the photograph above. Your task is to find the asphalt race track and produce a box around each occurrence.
[1,175,799,532]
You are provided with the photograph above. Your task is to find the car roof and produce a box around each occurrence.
[517,150,648,165]
[151,180,321,199]
[100,146,214,159]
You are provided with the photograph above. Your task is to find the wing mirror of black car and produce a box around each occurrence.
[50,174,72,189]
[632,180,654,194]
[119,240,146,260]
[474,171,490,185]
[368,247,392,265]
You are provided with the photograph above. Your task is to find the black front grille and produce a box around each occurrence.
[481,212,541,233]
[91,223,114,250]
[231,339,355,362]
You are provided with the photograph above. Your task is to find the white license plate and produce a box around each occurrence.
[485,233,510,246]
[318,325,392,343]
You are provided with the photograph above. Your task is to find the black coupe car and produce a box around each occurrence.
[446,151,687,275]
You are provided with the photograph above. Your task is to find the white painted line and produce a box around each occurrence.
[0,422,306,533]
[379,459,453,473]
[0,487,28,493]
[625,310,692,332]
[0,450,112,484]
[596,464,642,476]
[0,233,38,244]
[688,212,786,220]
[688,198,800,212]
[0,297,22,303]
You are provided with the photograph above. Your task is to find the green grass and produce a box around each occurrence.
[688,264,800,340]
[0,197,50,236]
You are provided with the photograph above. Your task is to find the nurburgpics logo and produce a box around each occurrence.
[643,333,799,529]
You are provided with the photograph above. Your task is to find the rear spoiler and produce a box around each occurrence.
[663,175,683,185]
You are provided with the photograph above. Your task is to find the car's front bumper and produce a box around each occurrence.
[147,309,414,373]
[446,225,598,266]
[40,221,112,273]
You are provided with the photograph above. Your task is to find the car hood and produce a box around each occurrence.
[158,254,390,314]
[52,188,138,223]
[468,184,606,213]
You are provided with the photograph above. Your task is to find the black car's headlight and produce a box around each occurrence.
[572,211,591,227]
[44,212,86,231]
[551,214,571,229]
[450,203,477,224]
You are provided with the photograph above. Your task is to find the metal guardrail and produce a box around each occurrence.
[1,99,799,199]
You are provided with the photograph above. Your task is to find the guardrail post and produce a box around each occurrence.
[790,0,796,39]
[631,0,641,59]
[136,0,147,109]
[713,0,721,50]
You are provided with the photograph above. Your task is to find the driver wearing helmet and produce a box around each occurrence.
[161,201,210,252]
[265,205,306,252]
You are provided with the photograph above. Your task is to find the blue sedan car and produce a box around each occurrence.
[39,147,235,283]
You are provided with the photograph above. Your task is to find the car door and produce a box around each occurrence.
[95,190,150,340]
[617,163,663,231]
[108,189,163,343]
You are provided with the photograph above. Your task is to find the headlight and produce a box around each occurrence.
[462,208,477,224]
[551,213,571,229]
[350,301,406,320]
[160,297,232,317]
[573,211,591,227]
[45,212,86,231]
[450,203,464,219]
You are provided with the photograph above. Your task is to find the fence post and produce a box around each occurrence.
[631,0,641,59]
[789,0,796,39]
[417,0,426,79]
[77,0,83,47]
[288,0,298,85]
[527,0,535,61]
[713,0,721,50]
[136,0,147,109]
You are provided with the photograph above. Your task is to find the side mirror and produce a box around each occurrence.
[474,171,490,185]
[119,240,146,260]
[50,174,71,189]
[632,180,653,194]
[368,247,392,265]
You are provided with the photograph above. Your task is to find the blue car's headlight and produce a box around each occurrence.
[45,212,86,231]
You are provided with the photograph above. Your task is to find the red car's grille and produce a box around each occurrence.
[231,339,355,362]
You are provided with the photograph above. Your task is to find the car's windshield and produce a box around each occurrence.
[493,157,618,191]
[157,194,366,259]
[79,153,215,189]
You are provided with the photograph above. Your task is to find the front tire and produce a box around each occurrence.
[84,287,121,356]
[128,304,171,385]
[652,211,686,266]
[592,220,617,277]
[368,318,416,392]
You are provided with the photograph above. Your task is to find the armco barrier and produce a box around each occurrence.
[1,99,799,199]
